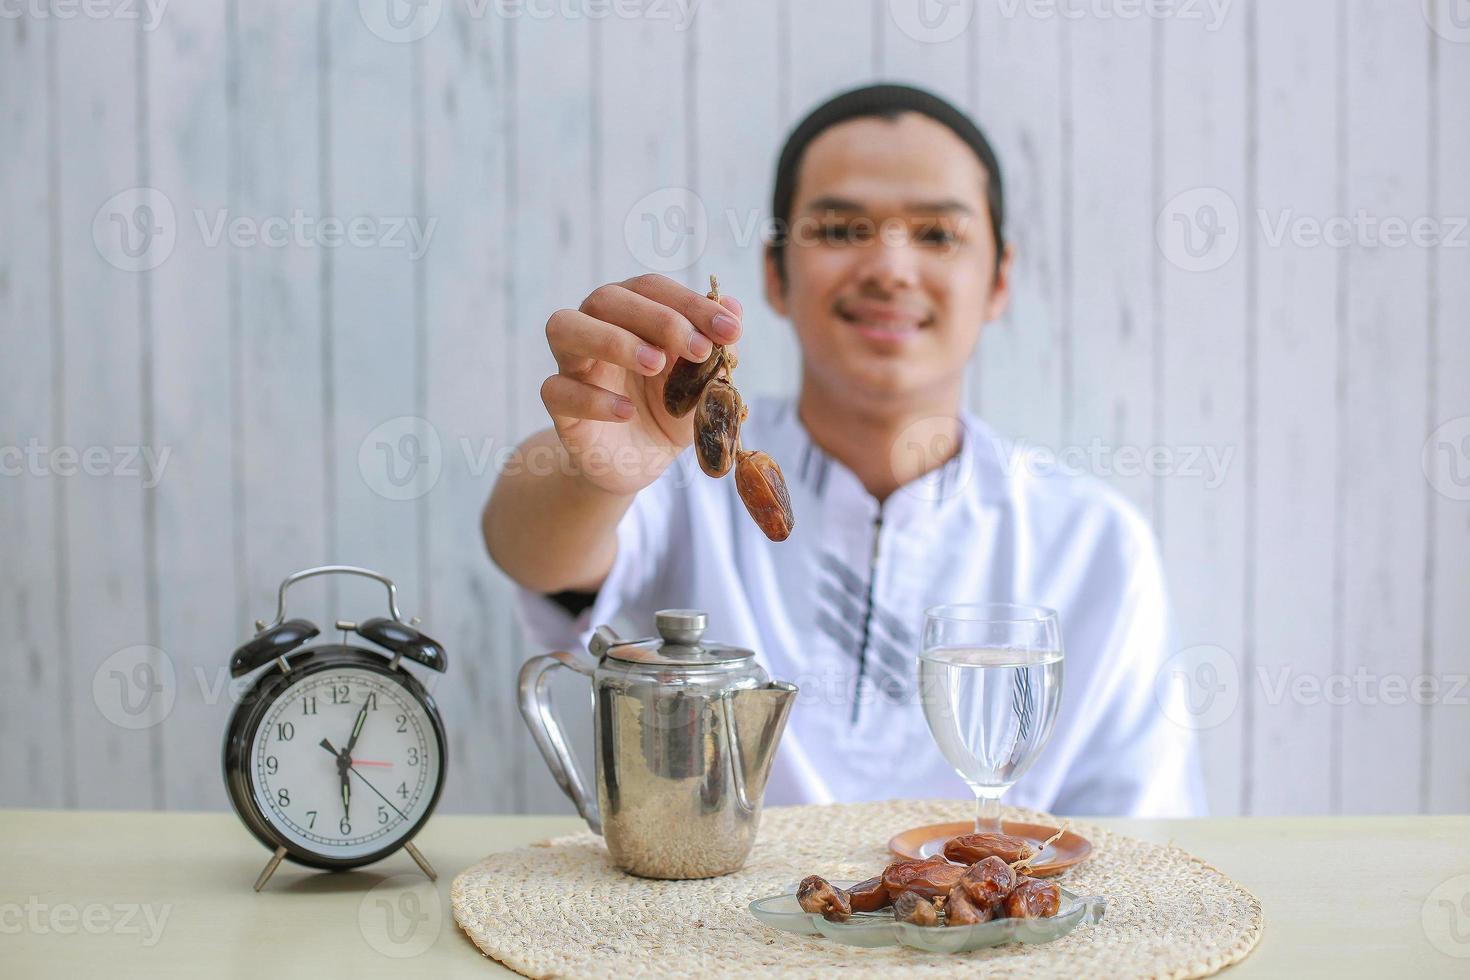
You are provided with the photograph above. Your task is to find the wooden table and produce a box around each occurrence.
[3,809,1468,977]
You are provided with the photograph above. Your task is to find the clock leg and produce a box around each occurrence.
[253,846,289,892]
[404,840,437,881]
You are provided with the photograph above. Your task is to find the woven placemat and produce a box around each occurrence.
[452,799,1263,978]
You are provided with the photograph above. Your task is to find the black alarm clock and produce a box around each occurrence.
[223,565,448,891]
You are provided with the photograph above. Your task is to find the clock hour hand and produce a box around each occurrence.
[319,738,351,820]
[341,704,369,823]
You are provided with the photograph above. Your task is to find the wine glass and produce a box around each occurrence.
[918,603,1064,835]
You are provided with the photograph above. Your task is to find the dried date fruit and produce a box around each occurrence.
[910,864,968,901]
[693,379,743,478]
[891,890,939,927]
[734,450,795,542]
[881,857,948,892]
[662,276,738,418]
[942,832,1037,866]
[1003,877,1061,919]
[662,351,727,419]
[796,875,851,922]
[880,857,967,901]
[958,855,1019,905]
[671,274,795,542]
[943,883,995,926]
[847,875,892,913]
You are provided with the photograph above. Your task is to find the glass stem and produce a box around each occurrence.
[974,788,1004,834]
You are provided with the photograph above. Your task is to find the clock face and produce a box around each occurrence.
[247,665,442,861]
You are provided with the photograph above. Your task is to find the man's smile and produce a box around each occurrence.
[834,296,934,343]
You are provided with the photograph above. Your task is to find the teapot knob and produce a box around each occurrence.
[589,624,621,658]
[655,609,707,646]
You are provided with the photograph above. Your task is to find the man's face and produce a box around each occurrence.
[764,112,1011,406]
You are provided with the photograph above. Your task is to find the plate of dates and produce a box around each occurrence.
[749,832,1104,953]
[749,870,1104,953]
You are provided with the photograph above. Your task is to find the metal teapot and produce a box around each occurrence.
[518,609,797,879]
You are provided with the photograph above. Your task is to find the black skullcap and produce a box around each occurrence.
[769,83,1006,279]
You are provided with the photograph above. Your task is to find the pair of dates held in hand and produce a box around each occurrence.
[797,833,1062,928]
[662,276,795,542]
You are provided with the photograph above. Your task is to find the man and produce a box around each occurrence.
[484,84,1204,817]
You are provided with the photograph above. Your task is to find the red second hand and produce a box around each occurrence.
[352,760,393,767]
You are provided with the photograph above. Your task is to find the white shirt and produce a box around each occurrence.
[515,396,1206,817]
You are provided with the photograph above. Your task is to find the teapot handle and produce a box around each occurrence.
[517,651,602,835]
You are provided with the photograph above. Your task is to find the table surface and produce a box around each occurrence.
[3,808,1468,978]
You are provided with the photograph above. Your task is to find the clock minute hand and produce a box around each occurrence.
[345,703,369,756]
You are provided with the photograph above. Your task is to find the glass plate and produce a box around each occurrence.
[748,880,1105,953]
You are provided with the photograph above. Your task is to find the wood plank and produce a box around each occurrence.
[233,1,331,635]
[506,11,597,813]
[1068,14,1158,519]
[0,15,68,808]
[972,0,1066,449]
[419,8,515,814]
[597,11,694,281]
[878,0,973,106]
[1248,0,1340,816]
[324,2,425,618]
[145,0,236,809]
[690,1,789,398]
[1158,10,1249,816]
[1336,0,1430,815]
[1426,0,1470,814]
[785,0,878,119]
[54,12,156,808]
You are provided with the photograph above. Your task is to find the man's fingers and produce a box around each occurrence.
[580,281,713,362]
[546,309,667,377]
[622,273,743,346]
[585,274,740,353]
[540,374,636,423]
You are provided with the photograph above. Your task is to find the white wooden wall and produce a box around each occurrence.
[2,0,1467,818]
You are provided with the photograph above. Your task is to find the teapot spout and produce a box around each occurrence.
[725,681,798,814]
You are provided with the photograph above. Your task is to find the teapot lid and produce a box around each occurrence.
[595,609,755,667]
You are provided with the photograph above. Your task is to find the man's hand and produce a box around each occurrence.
[540,273,742,496]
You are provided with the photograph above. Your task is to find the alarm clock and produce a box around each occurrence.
[223,565,448,891]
